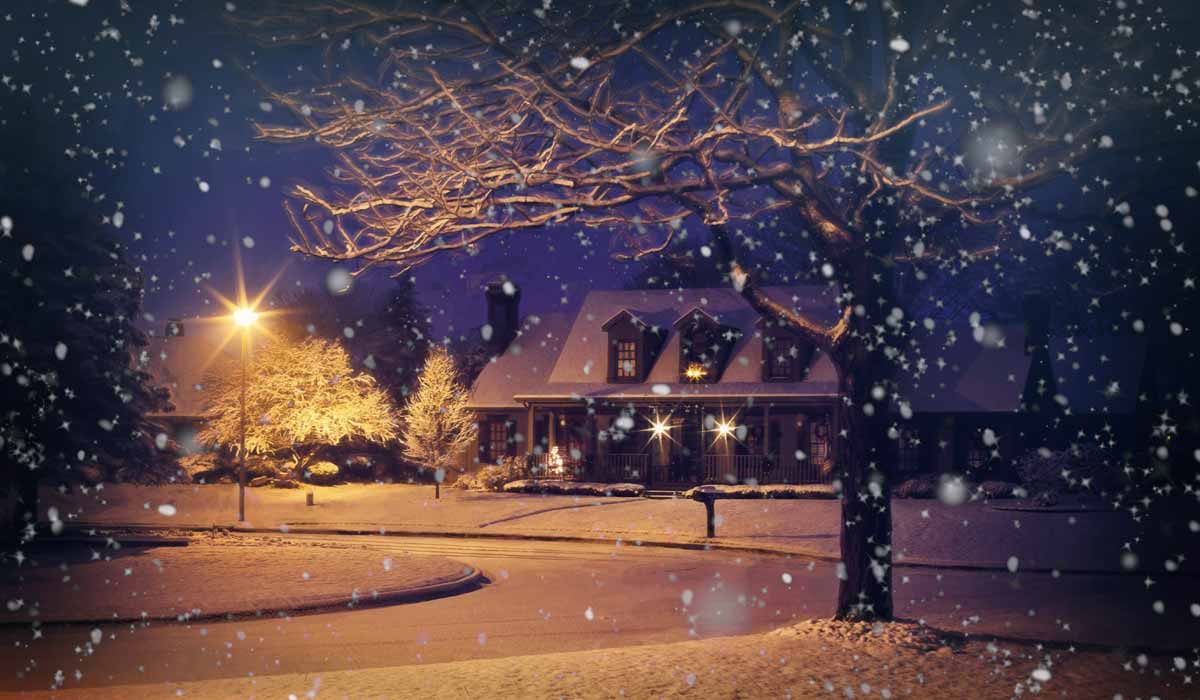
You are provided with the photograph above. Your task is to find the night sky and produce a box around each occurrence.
[1,1,631,340]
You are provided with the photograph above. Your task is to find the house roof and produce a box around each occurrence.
[900,323,1031,413]
[899,321,1147,415]
[467,312,576,409]
[471,286,1148,416]
[469,286,843,409]
[144,318,244,418]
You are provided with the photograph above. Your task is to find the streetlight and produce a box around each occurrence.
[233,306,258,523]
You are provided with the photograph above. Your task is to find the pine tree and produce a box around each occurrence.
[400,347,477,489]
[1,154,171,542]
[197,336,397,471]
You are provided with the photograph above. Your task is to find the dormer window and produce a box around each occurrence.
[761,325,815,382]
[674,308,739,383]
[603,309,661,383]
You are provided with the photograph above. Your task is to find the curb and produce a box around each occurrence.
[44,522,1184,577]
[0,566,485,628]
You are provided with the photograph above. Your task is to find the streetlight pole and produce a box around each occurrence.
[232,306,257,523]
[238,327,248,522]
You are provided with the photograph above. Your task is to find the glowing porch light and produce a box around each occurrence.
[714,419,736,440]
[650,417,671,440]
[684,362,707,382]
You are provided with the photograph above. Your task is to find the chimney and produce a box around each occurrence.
[165,318,185,338]
[484,280,521,351]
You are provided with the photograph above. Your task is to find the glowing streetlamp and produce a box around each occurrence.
[232,306,258,523]
[199,250,289,524]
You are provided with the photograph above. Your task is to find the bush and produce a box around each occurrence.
[894,475,938,499]
[179,452,229,483]
[454,457,526,491]
[305,461,341,485]
[501,480,645,497]
[1014,446,1124,498]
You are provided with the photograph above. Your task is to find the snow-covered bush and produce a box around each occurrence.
[893,475,938,499]
[1014,446,1124,498]
[179,452,229,483]
[501,480,645,497]
[682,484,837,499]
[454,456,525,491]
[305,461,341,485]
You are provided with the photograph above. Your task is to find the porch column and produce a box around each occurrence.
[525,404,536,457]
[763,403,771,455]
[547,411,557,451]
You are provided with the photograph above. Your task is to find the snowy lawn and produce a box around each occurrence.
[35,619,1182,699]
[37,484,1199,574]
[0,534,473,624]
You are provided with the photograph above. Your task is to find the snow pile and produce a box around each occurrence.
[773,618,956,654]
[501,480,644,497]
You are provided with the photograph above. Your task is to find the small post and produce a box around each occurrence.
[435,482,440,500]
[306,491,314,506]
[703,496,716,538]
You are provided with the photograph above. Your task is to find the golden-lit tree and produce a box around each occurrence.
[199,336,397,470]
[400,347,477,483]
[244,0,1196,620]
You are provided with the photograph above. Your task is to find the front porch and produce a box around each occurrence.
[497,400,837,487]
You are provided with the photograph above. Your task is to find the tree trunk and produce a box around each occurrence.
[833,360,895,621]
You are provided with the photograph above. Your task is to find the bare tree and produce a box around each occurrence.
[243,0,1196,620]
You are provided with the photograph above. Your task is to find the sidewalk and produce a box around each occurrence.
[1,533,479,625]
[36,483,1200,574]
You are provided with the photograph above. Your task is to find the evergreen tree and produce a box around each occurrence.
[0,147,170,542]
[400,347,477,488]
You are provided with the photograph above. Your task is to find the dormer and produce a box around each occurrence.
[756,317,816,382]
[602,309,661,383]
[674,307,741,383]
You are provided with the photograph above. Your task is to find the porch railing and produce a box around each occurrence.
[601,453,648,482]
[703,455,833,485]
[523,453,588,480]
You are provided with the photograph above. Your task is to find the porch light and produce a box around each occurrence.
[684,362,707,382]
[714,419,736,440]
[650,416,671,440]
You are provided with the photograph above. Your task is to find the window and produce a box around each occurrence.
[487,421,510,463]
[616,340,638,380]
[768,342,794,380]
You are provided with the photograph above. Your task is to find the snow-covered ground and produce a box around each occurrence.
[1,534,473,624]
[39,483,1197,574]
[29,619,1185,699]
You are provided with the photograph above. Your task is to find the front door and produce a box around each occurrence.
[678,418,704,484]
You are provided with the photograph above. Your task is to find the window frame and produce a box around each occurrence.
[614,339,639,381]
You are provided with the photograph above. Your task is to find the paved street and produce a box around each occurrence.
[0,533,1194,695]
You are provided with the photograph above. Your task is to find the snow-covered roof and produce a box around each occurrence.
[469,286,843,408]
[471,286,1147,416]
[144,318,243,418]
[467,312,576,409]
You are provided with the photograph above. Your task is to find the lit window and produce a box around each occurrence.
[616,340,638,379]
[488,421,509,462]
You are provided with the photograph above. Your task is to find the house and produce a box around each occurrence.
[463,282,1148,487]
[143,317,241,454]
